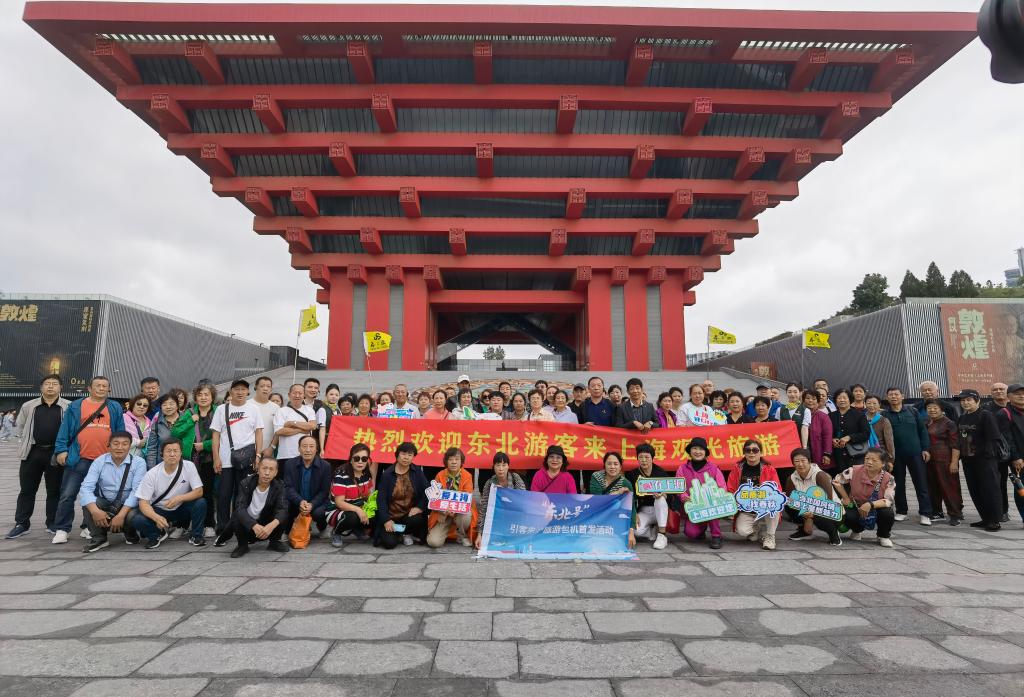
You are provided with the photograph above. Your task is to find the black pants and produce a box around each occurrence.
[331,510,371,536]
[216,467,249,534]
[82,496,137,541]
[892,452,932,516]
[15,445,62,529]
[843,506,895,539]
[963,456,1002,525]
[998,460,1010,516]
[377,512,426,549]
[229,510,284,547]
[194,455,216,528]
[784,507,840,536]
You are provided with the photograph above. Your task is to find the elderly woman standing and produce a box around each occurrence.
[123,394,152,460]
[146,394,195,469]
[924,399,963,525]
[726,439,782,551]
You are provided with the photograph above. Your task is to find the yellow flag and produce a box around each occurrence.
[708,326,737,345]
[363,331,392,354]
[803,329,831,349]
[299,305,319,333]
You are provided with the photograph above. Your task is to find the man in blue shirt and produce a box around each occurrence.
[78,431,147,553]
[581,376,615,427]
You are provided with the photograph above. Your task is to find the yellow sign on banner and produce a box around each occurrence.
[803,329,831,349]
[299,305,319,333]
[363,331,392,354]
[708,326,737,345]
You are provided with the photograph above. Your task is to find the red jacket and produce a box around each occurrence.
[726,461,782,493]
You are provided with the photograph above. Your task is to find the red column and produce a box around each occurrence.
[364,269,391,371]
[659,273,687,370]
[326,270,353,369]
[586,271,613,370]
[623,271,650,371]
[402,269,429,370]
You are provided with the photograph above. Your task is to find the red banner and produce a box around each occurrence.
[324,417,800,471]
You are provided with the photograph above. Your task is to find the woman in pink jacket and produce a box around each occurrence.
[805,390,833,467]
[675,437,727,549]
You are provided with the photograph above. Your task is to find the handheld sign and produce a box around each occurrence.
[786,486,843,521]
[684,473,738,524]
[735,481,787,521]
[635,477,690,495]
[426,481,473,515]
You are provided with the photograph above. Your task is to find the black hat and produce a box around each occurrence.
[1008,384,1024,394]
[685,437,709,455]
[956,389,981,401]
[573,383,586,391]
[978,0,1024,84]
[230,379,250,389]
[545,444,567,461]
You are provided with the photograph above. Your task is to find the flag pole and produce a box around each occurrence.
[800,329,806,387]
[705,325,710,379]
[363,336,376,398]
[292,309,302,386]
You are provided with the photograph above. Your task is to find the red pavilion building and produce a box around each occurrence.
[25,3,976,371]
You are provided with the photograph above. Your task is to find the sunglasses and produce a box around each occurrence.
[743,447,761,454]
[350,455,369,463]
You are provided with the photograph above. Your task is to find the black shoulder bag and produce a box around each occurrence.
[150,462,183,509]
[102,457,135,510]
[223,404,257,470]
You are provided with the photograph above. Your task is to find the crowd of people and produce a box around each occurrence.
[3,370,1023,558]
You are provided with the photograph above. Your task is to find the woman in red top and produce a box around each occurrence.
[726,439,782,551]
[326,443,375,548]
[530,445,577,494]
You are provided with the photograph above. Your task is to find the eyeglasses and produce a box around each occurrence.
[743,447,761,454]
[350,456,369,463]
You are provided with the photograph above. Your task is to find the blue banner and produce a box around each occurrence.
[477,487,638,561]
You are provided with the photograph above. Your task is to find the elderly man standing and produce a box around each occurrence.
[917,381,957,421]
[987,381,1014,522]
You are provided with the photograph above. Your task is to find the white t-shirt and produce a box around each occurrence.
[248,399,280,450]
[274,403,318,461]
[247,484,270,519]
[211,402,265,468]
[136,460,203,511]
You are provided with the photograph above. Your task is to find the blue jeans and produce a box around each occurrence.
[132,499,207,541]
[892,452,933,516]
[54,461,90,533]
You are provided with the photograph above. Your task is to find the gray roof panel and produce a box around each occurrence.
[397,108,557,133]
[494,155,630,178]
[376,58,475,83]
[574,109,683,135]
[356,153,477,177]
[223,57,355,84]
[493,58,626,85]
[285,108,378,132]
[421,196,565,218]
[651,156,736,179]
[136,57,205,85]
[647,61,791,90]
[190,108,268,133]
[582,198,668,218]
[234,153,335,176]
[701,112,821,138]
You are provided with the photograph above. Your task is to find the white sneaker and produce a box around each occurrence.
[402,534,414,546]
[203,527,216,539]
[80,528,91,540]
[894,513,907,522]
[761,534,776,551]
[51,530,68,544]
[849,531,863,541]
[879,537,894,548]
[653,533,668,550]
[919,515,932,526]
[168,527,185,540]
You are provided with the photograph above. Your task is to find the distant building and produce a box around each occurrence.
[1004,247,1024,287]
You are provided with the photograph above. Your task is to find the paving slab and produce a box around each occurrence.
[450,598,513,613]
[274,612,416,640]
[492,612,591,640]
[73,594,173,609]
[195,678,396,697]
[433,640,517,678]
[86,577,165,592]
[425,561,531,578]
[523,597,640,612]
[203,561,325,578]
[317,641,435,677]
[616,677,805,697]
[495,579,575,597]
[0,610,117,638]
[765,593,854,608]
[729,608,879,637]
[169,576,249,595]
[925,574,1024,593]
[520,640,688,678]
[434,578,496,597]
[0,639,168,676]
[232,578,323,596]
[316,563,424,578]
[855,606,961,634]
[795,574,876,593]
[90,610,184,637]
[421,613,492,640]
[140,640,329,677]
[939,636,1024,671]
[829,636,974,672]
[318,579,438,597]
[926,607,1024,635]
[574,578,686,595]
[40,560,169,576]
[0,559,66,574]
[848,574,952,592]
[978,673,1024,697]
[0,594,79,609]
[252,596,336,612]
[680,638,858,675]
[67,678,209,697]
[793,674,993,697]
[588,611,729,638]
[0,575,69,593]
[701,560,816,576]
[909,592,1024,607]
[644,596,772,611]
[527,562,604,578]
[168,610,285,638]
[391,678,490,696]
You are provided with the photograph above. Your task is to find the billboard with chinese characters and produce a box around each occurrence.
[940,303,1024,392]
[750,362,778,381]
[0,299,99,392]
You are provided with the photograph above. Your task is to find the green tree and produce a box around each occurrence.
[847,273,895,315]
[899,270,927,300]
[948,269,979,298]
[924,261,947,297]
[482,346,505,360]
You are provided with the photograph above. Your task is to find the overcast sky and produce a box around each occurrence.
[3,0,1021,363]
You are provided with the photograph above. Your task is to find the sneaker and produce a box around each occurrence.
[5,524,30,540]
[168,527,185,540]
[930,512,945,520]
[144,530,170,550]
[124,529,140,545]
[919,515,932,526]
[330,534,344,549]
[402,534,415,546]
[84,538,109,553]
[1001,513,1011,523]
[761,534,776,551]
[894,513,908,522]
[214,529,233,547]
[788,529,813,541]
[230,544,249,559]
[827,530,843,547]
[188,535,206,547]
[267,540,289,553]
[80,528,92,540]
[709,536,723,550]
[969,520,987,528]
[849,531,863,541]
[51,530,69,545]
[949,517,962,527]
[203,527,216,539]
[459,537,473,547]
[985,522,1002,532]
[878,537,894,548]
[653,533,668,550]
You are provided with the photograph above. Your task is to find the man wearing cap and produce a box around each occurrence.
[995,384,1024,527]
[569,384,587,423]
[745,384,783,420]
[210,379,265,535]
[956,388,1003,531]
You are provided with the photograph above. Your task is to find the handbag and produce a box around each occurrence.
[223,404,257,470]
[845,441,870,458]
[52,400,107,467]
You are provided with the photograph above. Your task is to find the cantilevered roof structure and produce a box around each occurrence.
[24,2,976,371]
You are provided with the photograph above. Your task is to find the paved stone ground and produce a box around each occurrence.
[1,440,1023,697]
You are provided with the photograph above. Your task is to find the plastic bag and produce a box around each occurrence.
[289,512,312,549]
[666,509,681,535]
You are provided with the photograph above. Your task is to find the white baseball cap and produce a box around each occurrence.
[457,374,470,383]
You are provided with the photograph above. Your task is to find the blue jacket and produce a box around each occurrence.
[282,455,333,510]
[54,398,126,470]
